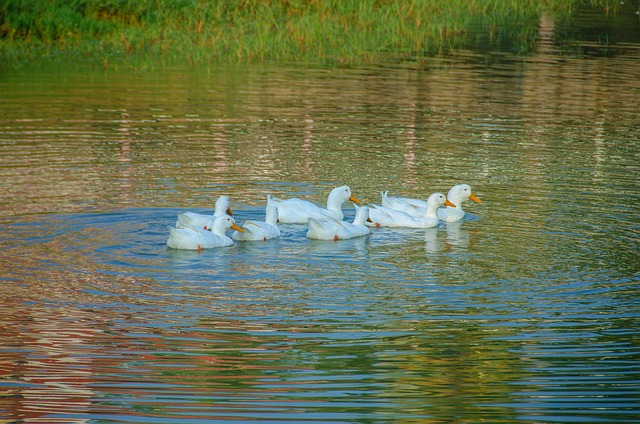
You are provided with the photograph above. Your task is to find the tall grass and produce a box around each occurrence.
[0,0,626,68]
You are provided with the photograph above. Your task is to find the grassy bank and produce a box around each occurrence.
[0,0,626,68]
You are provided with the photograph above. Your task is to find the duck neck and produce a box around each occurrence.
[211,218,229,236]
[326,196,343,212]
[214,198,228,217]
[448,195,465,210]
[353,212,367,225]
[211,226,227,236]
[424,204,440,218]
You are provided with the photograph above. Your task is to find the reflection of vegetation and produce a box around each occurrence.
[0,0,628,67]
[148,315,529,420]
[551,0,640,56]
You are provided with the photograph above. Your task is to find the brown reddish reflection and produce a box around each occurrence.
[1,302,104,422]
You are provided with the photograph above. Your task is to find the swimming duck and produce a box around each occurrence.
[272,185,360,224]
[437,184,481,222]
[176,195,233,231]
[167,215,243,250]
[306,205,371,240]
[233,194,282,241]
[368,192,454,228]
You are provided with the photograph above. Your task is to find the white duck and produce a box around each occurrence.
[437,184,481,222]
[176,195,233,231]
[306,205,371,240]
[167,215,243,250]
[368,192,454,228]
[233,194,282,241]
[272,185,360,224]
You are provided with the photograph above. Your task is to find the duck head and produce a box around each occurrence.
[447,184,481,206]
[329,185,360,206]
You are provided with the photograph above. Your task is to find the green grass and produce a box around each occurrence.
[0,0,626,68]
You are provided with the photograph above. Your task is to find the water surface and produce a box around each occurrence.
[1,16,639,424]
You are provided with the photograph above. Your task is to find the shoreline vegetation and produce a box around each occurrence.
[0,0,628,69]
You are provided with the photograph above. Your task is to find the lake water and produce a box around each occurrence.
[1,12,640,424]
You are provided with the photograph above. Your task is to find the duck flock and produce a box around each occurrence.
[166,184,481,250]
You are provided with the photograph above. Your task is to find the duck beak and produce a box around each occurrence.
[445,199,456,207]
[349,194,361,204]
[469,194,481,203]
[367,217,373,223]
[231,223,244,232]
[226,207,233,216]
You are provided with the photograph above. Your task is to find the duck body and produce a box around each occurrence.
[273,185,359,224]
[381,191,428,211]
[380,191,430,218]
[437,184,481,222]
[367,204,422,228]
[176,195,233,230]
[233,195,282,241]
[368,192,453,228]
[167,215,242,250]
[306,205,370,240]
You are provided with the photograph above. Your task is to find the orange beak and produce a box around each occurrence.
[226,207,233,216]
[445,199,456,207]
[231,223,244,232]
[469,194,481,203]
[349,194,360,204]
